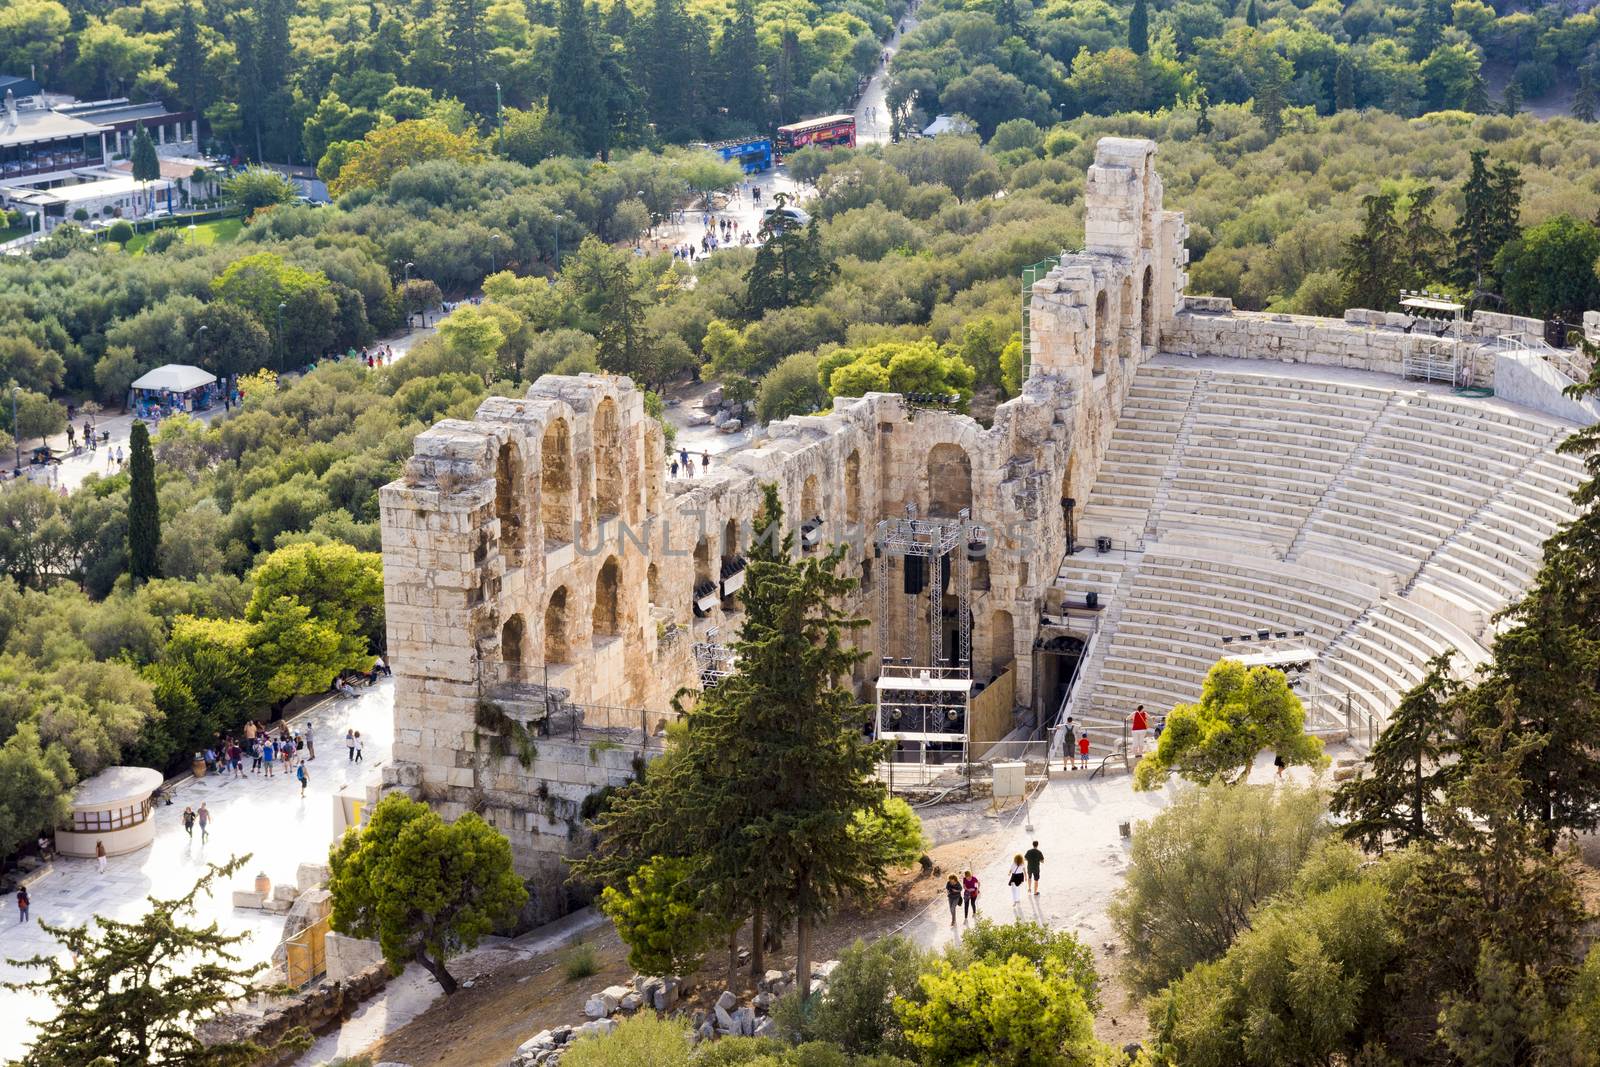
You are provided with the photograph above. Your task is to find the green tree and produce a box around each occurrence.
[10,389,66,451]
[599,855,722,976]
[126,420,159,584]
[548,0,610,159]
[562,236,653,380]
[1503,79,1523,116]
[246,542,384,651]
[746,218,839,314]
[1413,0,1446,60]
[191,303,272,379]
[1333,55,1355,111]
[1329,652,1461,851]
[756,352,827,423]
[210,252,329,335]
[949,919,1100,1013]
[1340,191,1406,311]
[1245,0,1261,28]
[1575,68,1598,123]
[1133,659,1327,789]
[562,1014,693,1067]
[1253,57,1288,139]
[4,855,310,1066]
[780,936,932,1055]
[1495,214,1600,321]
[1128,0,1149,55]
[1452,151,1522,292]
[442,0,491,114]
[328,792,529,994]
[1110,783,1329,995]
[896,955,1111,1067]
[223,168,297,214]
[172,1,207,117]
[0,723,75,858]
[817,340,976,410]
[130,124,159,187]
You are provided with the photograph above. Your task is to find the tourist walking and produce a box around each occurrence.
[95,840,107,874]
[1274,753,1287,779]
[1025,840,1044,897]
[945,874,962,927]
[197,802,210,843]
[262,735,276,778]
[961,869,980,920]
[700,451,710,473]
[1062,716,1078,770]
[1132,704,1149,756]
[1008,854,1026,906]
[1078,732,1090,769]
[346,728,356,761]
[182,805,196,838]
[354,731,364,763]
[296,760,309,797]
[16,886,28,923]
[305,722,315,760]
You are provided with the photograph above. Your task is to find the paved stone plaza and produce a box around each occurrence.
[0,683,394,1061]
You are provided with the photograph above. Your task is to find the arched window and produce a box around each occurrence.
[801,474,820,522]
[1120,275,1136,361]
[495,442,524,565]
[593,556,621,639]
[541,418,573,548]
[502,614,525,672]
[990,609,1014,679]
[595,397,622,522]
[1140,266,1155,349]
[1093,291,1109,376]
[544,587,570,663]
[845,450,862,526]
[647,562,660,607]
[927,443,972,517]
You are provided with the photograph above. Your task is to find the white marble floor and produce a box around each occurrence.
[0,682,395,1060]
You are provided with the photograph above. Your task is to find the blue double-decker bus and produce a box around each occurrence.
[704,136,773,173]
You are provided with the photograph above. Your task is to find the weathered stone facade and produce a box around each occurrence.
[378,136,1184,877]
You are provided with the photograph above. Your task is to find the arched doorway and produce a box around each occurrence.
[990,609,1014,679]
[502,614,525,672]
[593,556,621,639]
[845,450,862,526]
[541,418,573,548]
[595,397,622,522]
[927,444,972,517]
[543,587,570,663]
[1120,275,1135,361]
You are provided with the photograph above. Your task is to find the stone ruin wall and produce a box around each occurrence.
[377,136,1187,878]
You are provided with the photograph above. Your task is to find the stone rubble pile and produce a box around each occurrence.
[508,960,840,1066]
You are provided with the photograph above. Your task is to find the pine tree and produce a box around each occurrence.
[1464,69,1490,114]
[1195,88,1213,135]
[127,420,160,583]
[1503,79,1523,117]
[1330,653,1462,851]
[1341,191,1406,309]
[636,0,696,139]
[1574,68,1597,123]
[549,0,610,157]
[174,2,207,118]
[4,856,310,1065]
[1413,0,1445,60]
[1402,184,1445,287]
[1452,150,1522,292]
[746,213,839,313]
[714,0,766,128]
[604,0,633,40]
[1245,0,1261,28]
[1254,60,1287,139]
[443,0,492,114]
[1334,54,1355,111]
[1128,0,1149,55]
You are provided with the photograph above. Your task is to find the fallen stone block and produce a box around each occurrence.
[231,890,265,909]
[715,989,738,1012]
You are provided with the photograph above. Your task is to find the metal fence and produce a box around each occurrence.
[285,915,330,989]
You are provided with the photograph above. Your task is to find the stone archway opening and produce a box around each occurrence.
[544,587,570,663]
[845,450,862,526]
[1120,275,1136,362]
[495,442,524,565]
[502,613,525,672]
[927,443,972,518]
[1141,265,1155,349]
[593,556,621,639]
[990,608,1014,679]
[1093,290,1109,376]
[595,397,622,522]
[541,418,573,549]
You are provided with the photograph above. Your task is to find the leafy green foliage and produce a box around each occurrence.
[328,792,529,994]
[1134,658,1326,789]
[777,936,932,1056]
[599,855,721,977]
[895,955,1115,1067]
[0,723,75,858]
[1495,214,1600,322]
[4,855,311,1066]
[560,1013,693,1067]
[1110,783,1330,995]
[818,340,976,409]
[947,919,1100,1014]
[223,168,297,214]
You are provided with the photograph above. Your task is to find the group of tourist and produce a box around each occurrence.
[942,840,1046,927]
[671,448,712,478]
[202,719,315,795]
[1057,704,1164,771]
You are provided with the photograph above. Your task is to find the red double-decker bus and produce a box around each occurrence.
[775,114,856,158]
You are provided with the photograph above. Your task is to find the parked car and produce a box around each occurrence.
[763,204,812,232]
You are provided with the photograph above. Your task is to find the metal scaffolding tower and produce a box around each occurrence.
[873,506,984,671]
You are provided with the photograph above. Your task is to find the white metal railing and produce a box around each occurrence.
[1497,333,1595,386]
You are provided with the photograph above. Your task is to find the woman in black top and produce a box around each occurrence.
[945,874,962,928]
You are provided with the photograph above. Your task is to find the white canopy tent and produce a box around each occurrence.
[129,364,216,393]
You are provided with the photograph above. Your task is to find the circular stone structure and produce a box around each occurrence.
[55,765,163,858]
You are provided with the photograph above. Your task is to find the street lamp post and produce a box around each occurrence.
[403,261,416,328]
[10,384,20,473]
[495,82,505,156]
[276,302,287,373]
[490,231,505,274]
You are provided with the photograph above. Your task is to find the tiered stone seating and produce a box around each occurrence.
[1085,550,1376,721]
[1079,366,1194,533]
[1160,376,1389,550]
[1300,397,1553,580]
[1411,451,1586,615]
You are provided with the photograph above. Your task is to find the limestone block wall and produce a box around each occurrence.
[377,135,1192,876]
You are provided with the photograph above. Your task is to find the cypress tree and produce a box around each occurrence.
[1334,54,1355,111]
[443,0,492,114]
[173,2,207,117]
[1245,0,1261,28]
[548,0,609,157]
[1573,68,1597,123]
[1254,61,1287,139]
[127,420,160,583]
[1128,0,1149,55]
[1502,79,1523,116]
[1464,69,1489,114]
[1341,191,1406,309]
[1451,150,1522,290]
[130,124,159,184]
[1195,88,1213,135]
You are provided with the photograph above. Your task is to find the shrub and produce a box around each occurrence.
[1109,782,1329,995]
[561,1013,692,1067]
[563,941,599,981]
[108,220,135,244]
[781,936,933,1056]
[947,919,1100,1013]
